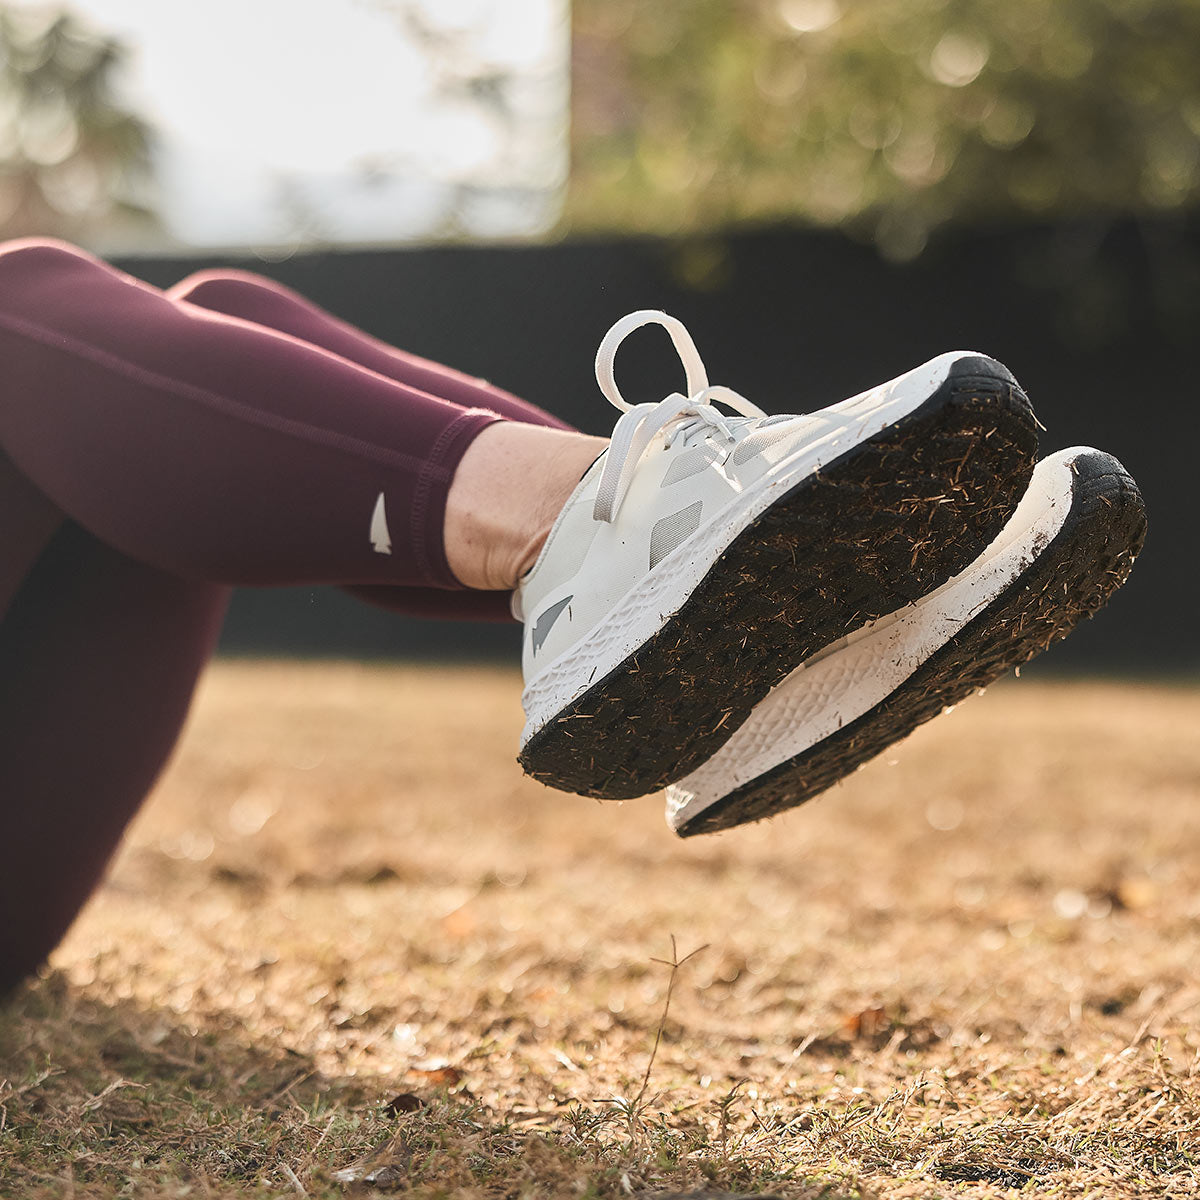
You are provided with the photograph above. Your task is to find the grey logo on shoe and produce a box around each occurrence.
[532,595,572,655]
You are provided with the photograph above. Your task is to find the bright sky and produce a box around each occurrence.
[13,0,568,248]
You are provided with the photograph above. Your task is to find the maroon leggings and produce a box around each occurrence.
[0,239,572,991]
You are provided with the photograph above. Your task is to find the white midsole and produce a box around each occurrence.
[520,353,974,746]
[664,448,1084,828]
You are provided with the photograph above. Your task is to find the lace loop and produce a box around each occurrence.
[591,311,765,523]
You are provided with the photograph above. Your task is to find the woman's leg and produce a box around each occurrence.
[168,269,573,429]
[0,451,63,621]
[0,523,228,993]
[0,239,602,598]
[0,240,602,989]
[169,267,577,621]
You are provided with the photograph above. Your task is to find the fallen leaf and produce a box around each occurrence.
[408,1066,462,1087]
[332,1162,406,1190]
[842,1006,888,1040]
[1114,878,1158,911]
[440,903,476,940]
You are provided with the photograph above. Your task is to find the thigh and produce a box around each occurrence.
[0,239,498,590]
[0,522,229,992]
[170,269,574,430]
[171,267,533,622]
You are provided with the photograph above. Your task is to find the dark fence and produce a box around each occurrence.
[122,218,1198,674]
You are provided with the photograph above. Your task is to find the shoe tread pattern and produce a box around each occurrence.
[675,452,1147,835]
[521,363,1041,799]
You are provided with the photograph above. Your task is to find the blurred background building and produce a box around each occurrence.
[1,0,1196,670]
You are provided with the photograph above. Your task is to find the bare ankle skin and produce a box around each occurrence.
[444,422,609,591]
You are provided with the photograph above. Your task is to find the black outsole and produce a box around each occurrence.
[674,451,1147,837]
[520,358,1040,800]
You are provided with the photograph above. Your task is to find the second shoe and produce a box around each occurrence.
[516,310,1040,799]
[665,446,1147,836]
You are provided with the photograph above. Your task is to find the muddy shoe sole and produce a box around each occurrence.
[668,448,1146,836]
[520,355,1040,800]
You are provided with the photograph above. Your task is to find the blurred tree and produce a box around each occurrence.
[570,0,1200,258]
[352,0,568,240]
[0,6,158,242]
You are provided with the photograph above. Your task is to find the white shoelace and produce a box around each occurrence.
[591,310,766,523]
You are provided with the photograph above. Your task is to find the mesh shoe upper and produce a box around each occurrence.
[514,311,844,683]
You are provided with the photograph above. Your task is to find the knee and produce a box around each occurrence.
[168,267,281,307]
[0,236,101,274]
[0,239,129,309]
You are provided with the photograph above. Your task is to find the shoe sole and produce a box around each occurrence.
[520,356,1040,799]
[670,449,1147,836]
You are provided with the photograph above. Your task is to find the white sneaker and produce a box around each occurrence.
[666,447,1147,836]
[516,310,1040,799]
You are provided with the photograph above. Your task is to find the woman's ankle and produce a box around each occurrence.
[444,422,608,591]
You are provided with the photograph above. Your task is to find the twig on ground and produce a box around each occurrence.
[632,935,708,1115]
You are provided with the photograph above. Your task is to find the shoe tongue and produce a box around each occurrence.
[515,455,607,614]
[578,449,606,483]
[557,448,608,521]
[727,415,765,434]
[679,413,757,446]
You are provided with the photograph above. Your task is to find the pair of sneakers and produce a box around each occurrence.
[513,311,1147,834]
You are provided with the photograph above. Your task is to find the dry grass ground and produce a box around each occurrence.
[1,662,1198,1199]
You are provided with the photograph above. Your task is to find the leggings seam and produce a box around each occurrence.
[0,307,448,483]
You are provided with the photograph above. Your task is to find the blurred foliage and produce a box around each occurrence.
[348,0,568,241]
[0,6,157,242]
[569,0,1200,257]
